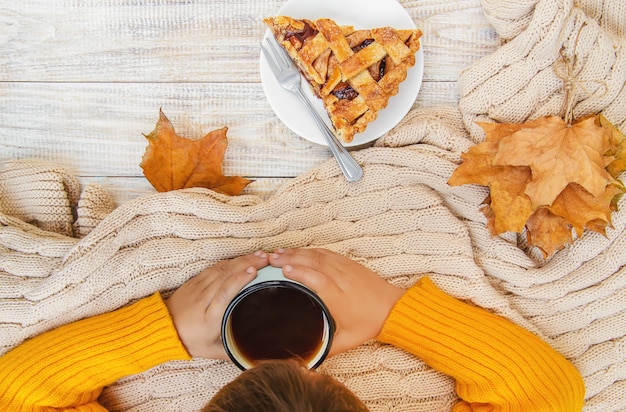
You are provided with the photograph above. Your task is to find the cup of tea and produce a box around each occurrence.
[221,265,335,370]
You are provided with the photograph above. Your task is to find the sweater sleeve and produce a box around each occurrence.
[0,292,192,412]
[377,277,585,412]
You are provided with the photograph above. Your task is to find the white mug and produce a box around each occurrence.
[221,265,335,370]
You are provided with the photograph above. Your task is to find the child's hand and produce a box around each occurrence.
[269,248,405,356]
[165,251,269,359]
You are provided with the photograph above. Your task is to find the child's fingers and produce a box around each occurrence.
[269,248,344,275]
[281,263,332,295]
[204,265,258,327]
[194,251,268,307]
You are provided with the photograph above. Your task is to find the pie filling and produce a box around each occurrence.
[286,23,395,101]
[285,21,318,47]
[265,16,422,142]
[331,83,359,100]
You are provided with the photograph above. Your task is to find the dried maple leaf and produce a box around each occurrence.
[597,114,626,179]
[607,141,626,178]
[549,183,620,237]
[448,122,523,187]
[141,109,252,195]
[449,114,626,258]
[586,218,611,237]
[525,208,573,257]
[488,169,534,234]
[598,114,626,152]
[494,116,613,209]
[448,122,534,234]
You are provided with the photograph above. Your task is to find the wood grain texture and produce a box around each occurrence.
[0,0,499,205]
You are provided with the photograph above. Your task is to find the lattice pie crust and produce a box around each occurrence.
[264,16,422,143]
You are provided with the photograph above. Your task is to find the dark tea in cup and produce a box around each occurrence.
[222,266,334,370]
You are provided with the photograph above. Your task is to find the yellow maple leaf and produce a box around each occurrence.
[597,114,626,179]
[140,109,252,195]
[494,116,613,209]
[597,114,625,152]
[607,141,626,179]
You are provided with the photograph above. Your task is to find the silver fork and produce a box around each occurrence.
[261,37,364,182]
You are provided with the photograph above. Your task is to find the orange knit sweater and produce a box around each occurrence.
[377,277,585,411]
[0,293,191,412]
[0,278,584,411]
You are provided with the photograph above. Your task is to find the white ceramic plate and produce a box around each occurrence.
[260,0,424,147]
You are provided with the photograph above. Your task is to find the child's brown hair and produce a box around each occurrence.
[204,359,369,412]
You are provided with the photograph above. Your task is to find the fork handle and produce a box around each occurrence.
[295,89,364,182]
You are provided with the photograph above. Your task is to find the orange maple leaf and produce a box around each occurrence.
[487,168,533,234]
[448,122,533,234]
[449,114,626,258]
[448,122,524,187]
[494,116,613,209]
[550,182,623,237]
[140,109,252,195]
[525,208,574,258]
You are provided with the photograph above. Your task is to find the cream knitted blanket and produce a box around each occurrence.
[1,0,625,411]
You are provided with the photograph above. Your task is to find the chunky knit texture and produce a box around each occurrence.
[459,0,626,142]
[0,0,625,410]
[1,107,622,411]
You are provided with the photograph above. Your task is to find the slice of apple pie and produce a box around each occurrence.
[264,16,422,143]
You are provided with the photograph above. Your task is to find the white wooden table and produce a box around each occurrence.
[0,0,499,206]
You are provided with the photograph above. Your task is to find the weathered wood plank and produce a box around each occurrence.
[0,0,498,82]
[0,0,499,204]
[0,80,460,179]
